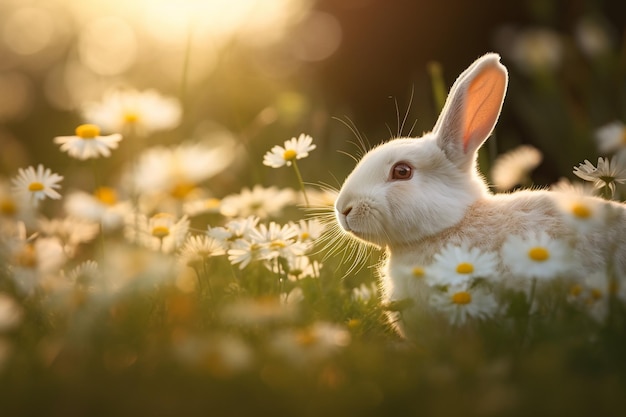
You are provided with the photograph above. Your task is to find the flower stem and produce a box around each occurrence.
[180,23,194,116]
[91,158,106,257]
[291,160,310,207]
[520,277,538,348]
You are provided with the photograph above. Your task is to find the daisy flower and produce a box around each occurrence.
[129,140,236,199]
[509,28,563,74]
[427,243,498,287]
[553,191,607,234]
[38,216,100,256]
[178,235,226,267]
[221,296,297,326]
[265,254,321,281]
[501,231,572,281]
[227,237,269,269]
[263,133,316,168]
[352,282,378,302]
[429,284,499,326]
[386,263,434,308]
[255,221,308,261]
[82,88,182,136]
[575,17,612,59]
[208,216,260,248]
[125,212,189,253]
[281,287,305,305]
[290,218,325,243]
[0,293,23,332]
[64,188,131,232]
[573,154,626,197]
[567,272,611,323]
[54,260,102,309]
[67,260,100,287]
[53,124,123,160]
[550,177,596,196]
[173,333,253,377]
[8,235,67,296]
[269,322,350,365]
[491,145,542,191]
[226,220,308,270]
[306,188,338,208]
[0,180,36,226]
[183,196,222,217]
[11,165,63,207]
[219,185,296,219]
[0,181,18,219]
[594,121,626,154]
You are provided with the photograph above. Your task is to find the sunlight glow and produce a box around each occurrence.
[3,7,55,55]
[65,0,312,48]
[78,16,137,76]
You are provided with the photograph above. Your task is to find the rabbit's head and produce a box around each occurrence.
[335,53,508,249]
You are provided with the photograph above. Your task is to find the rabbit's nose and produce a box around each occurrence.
[342,206,352,216]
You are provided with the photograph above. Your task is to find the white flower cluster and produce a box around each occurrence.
[207,216,325,280]
[0,89,326,311]
[401,219,624,326]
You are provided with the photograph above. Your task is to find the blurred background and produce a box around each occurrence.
[2,2,626,415]
[1,0,625,189]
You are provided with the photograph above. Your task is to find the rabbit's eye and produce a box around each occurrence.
[391,162,413,180]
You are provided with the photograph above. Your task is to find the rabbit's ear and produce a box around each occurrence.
[433,53,508,170]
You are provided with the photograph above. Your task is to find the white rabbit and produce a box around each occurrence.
[334,53,626,335]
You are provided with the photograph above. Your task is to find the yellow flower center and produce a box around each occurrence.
[347,318,361,328]
[569,284,582,297]
[124,112,139,123]
[296,329,317,346]
[75,124,100,139]
[456,262,474,274]
[571,203,591,219]
[0,198,16,215]
[283,149,297,161]
[94,187,118,206]
[412,267,425,278]
[28,182,45,192]
[590,288,603,300]
[300,232,310,241]
[451,291,472,305]
[15,243,37,268]
[152,226,170,238]
[170,182,195,199]
[270,240,287,249]
[528,247,550,262]
[204,198,221,210]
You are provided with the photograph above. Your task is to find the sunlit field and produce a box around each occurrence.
[1,1,626,416]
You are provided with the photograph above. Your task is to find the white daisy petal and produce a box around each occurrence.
[501,231,572,282]
[491,145,542,191]
[263,133,316,168]
[11,164,64,207]
[53,124,123,161]
[428,242,498,286]
[429,284,499,326]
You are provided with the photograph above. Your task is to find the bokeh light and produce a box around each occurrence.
[78,16,138,76]
[0,72,33,121]
[2,1,626,414]
[2,7,56,56]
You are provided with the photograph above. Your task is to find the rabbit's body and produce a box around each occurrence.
[334,53,626,334]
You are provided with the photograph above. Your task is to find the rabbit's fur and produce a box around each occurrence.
[334,53,626,334]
